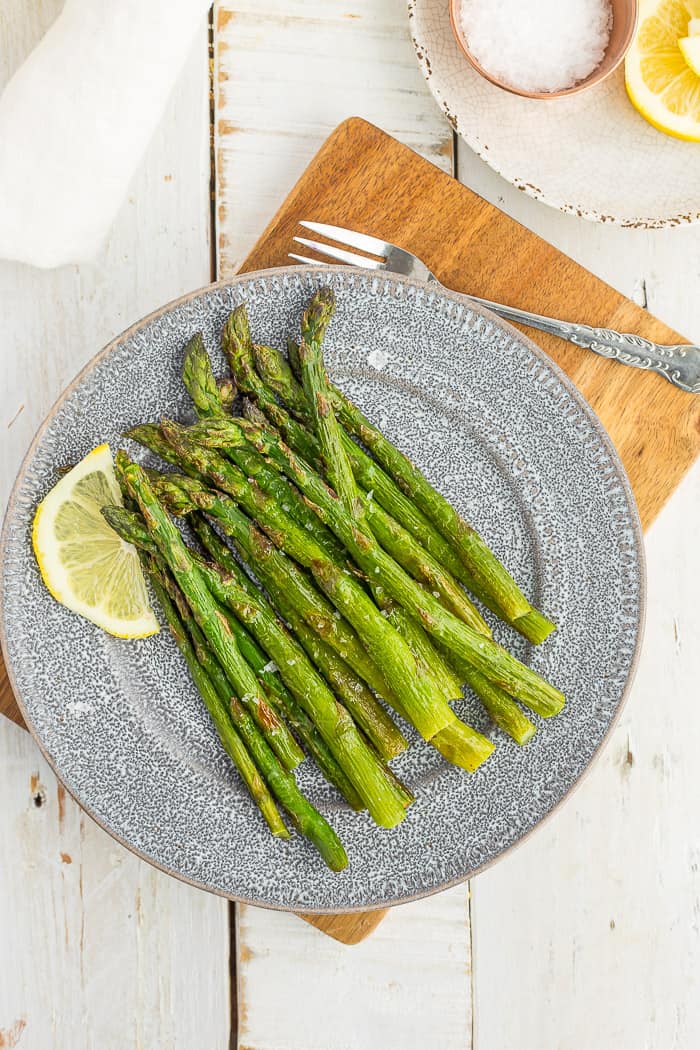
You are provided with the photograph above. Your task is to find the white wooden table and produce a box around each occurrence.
[1,3,699,1047]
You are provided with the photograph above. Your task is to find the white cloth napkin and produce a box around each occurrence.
[0,0,210,269]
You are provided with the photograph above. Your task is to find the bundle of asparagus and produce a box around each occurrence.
[102,287,564,871]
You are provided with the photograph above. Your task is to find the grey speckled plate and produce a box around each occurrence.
[0,267,645,913]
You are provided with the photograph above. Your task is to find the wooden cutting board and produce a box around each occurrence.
[2,118,698,946]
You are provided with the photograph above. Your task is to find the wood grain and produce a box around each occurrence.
[212,0,454,275]
[237,887,472,1049]
[0,7,230,1044]
[295,908,389,945]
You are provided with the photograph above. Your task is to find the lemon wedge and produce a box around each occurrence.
[679,17,700,74]
[32,444,159,638]
[625,0,700,141]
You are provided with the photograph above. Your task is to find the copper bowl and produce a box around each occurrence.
[448,0,639,99]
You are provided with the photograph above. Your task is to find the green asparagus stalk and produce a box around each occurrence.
[262,572,417,807]
[143,471,493,773]
[246,346,493,635]
[252,343,481,581]
[187,505,408,762]
[218,377,236,413]
[363,496,489,632]
[378,589,462,700]
[459,661,536,746]
[331,389,548,628]
[121,454,408,828]
[254,334,530,619]
[235,422,564,718]
[189,558,410,824]
[189,414,489,638]
[104,501,302,770]
[126,508,301,773]
[286,336,302,379]
[254,559,407,763]
[154,472,407,711]
[180,338,351,566]
[125,422,204,483]
[182,333,226,419]
[271,294,485,633]
[147,559,290,838]
[186,487,485,772]
[159,423,459,741]
[253,340,555,646]
[105,504,370,810]
[286,315,494,772]
[297,288,359,517]
[118,455,350,865]
[187,514,377,806]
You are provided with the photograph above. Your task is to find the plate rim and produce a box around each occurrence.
[0,263,647,913]
[407,0,700,230]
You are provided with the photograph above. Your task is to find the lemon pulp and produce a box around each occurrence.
[32,444,159,638]
[625,0,700,141]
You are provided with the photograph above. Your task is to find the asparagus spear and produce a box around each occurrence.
[118,455,352,864]
[286,336,302,379]
[105,503,391,811]
[159,423,459,741]
[213,601,362,809]
[189,512,398,789]
[458,660,536,746]
[332,391,549,627]
[297,289,359,512]
[252,343,480,582]
[153,470,406,711]
[290,298,494,772]
[254,333,530,619]
[125,422,203,481]
[180,336,351,568]
[218,378,236,412]
[188,414,489,638]
[188,503,407,762]
[147,558,290,838]
[121,453,409,828]
[119,495,302,772]
[253,341,555,646]
[232,421,564,718]
[172,480,487,773]
[182,333,226,419]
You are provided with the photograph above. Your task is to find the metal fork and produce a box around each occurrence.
[290,221,700,395]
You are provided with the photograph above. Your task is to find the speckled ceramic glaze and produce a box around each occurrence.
[409,0,700,228]
[0,267,644,912]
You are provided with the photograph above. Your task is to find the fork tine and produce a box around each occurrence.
[289,252,331,267]
[293,237,385,270]
[299,221,392,258]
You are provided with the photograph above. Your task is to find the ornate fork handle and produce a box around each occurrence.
[468,296,700,394]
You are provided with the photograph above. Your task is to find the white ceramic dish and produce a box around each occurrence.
[408,0,700,228]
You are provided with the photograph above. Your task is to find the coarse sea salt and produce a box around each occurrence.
[459,0,613,94]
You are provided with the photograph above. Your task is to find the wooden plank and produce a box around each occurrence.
[471,463,700,1050]
[213,0,453,275]
[238,118,699,530]
[455,133,700,1050]
[0,7,230,1046]
[237,886,471,1050]
[0,716,230,1049]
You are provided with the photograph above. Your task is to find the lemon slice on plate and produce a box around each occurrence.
[32,444,159,638]
[626,0,700,141]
